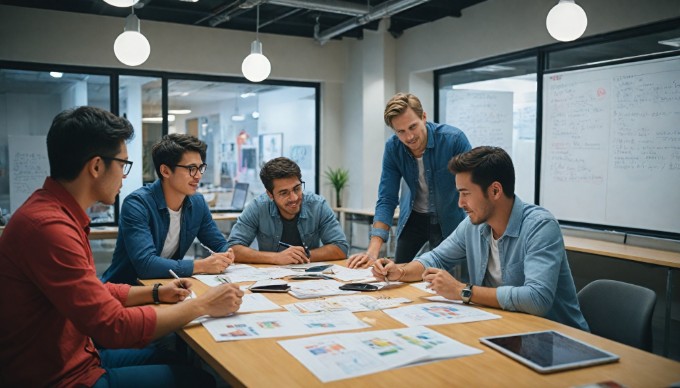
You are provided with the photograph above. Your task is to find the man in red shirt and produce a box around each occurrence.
[0,107,244,387]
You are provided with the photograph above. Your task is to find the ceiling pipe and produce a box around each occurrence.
[315,0,430,45]
[268,0,368,16]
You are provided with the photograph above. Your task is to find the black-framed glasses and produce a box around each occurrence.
[101,156,133,176]
[175,163,207,177]
[275,181,305,200]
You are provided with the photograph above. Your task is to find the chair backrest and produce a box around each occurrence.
[577,279,656,351]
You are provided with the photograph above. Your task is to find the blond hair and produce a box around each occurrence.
[383,93,424,128]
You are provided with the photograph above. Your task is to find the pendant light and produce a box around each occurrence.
[546,0,588,42]
[103,0,140,7]
[114,7,151,67]
[241,5,271,83]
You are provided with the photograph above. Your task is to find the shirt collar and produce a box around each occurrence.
[425,121,435,149]
[150,179,192,211]
[43,177,91,231]
[479,195,523,240]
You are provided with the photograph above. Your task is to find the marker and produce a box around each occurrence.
[169,269,188,290]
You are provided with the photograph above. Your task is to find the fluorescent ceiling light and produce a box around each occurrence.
[231,114,246,122]
[142,115,175,123]
[658,38,680,48]
[49,72,63,78]
[168,109,192,114]
[241,92,257,98]
[469,65,515,73]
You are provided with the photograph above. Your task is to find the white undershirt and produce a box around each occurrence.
[412,156,429,213]
[485,235,502,288]
[161,207,182,258]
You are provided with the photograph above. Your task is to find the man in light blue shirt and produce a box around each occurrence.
[373,146,588,330]
[228,157,348,264]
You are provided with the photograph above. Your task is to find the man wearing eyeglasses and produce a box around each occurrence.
[0,107,243,387]
[227,157,348,264]
[102,134,234,285]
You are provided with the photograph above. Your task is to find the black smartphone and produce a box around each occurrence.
[339,283,379,292]
[305,264,333,272]
[249,284,291,293]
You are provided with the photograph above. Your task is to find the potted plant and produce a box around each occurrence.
[324,167,349,208]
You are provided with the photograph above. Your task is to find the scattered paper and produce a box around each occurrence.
[288,279,357,299]
[384,302,501,326]
[328,266,374,282]
[278,326,482,382]
[185,293,282,326]
[285,295,411,313]
[410,282,436,294]
[202,310,370,341]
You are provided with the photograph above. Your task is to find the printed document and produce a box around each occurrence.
[278,326,482,382]
[284,295,411,313]
[384,302,501,326]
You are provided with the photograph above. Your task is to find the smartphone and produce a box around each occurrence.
[305,264,333,272]
[249,284,291,293]
[339,283,379,292]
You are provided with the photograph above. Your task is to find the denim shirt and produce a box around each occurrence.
[101,180,228,284]
[227,192,348,255]
[371,121,471,242]
[415,196,589,331]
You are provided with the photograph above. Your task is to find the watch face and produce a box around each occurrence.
[461,289,472,298]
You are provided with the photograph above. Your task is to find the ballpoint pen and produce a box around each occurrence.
[278,241,311,263]
[168,269,189,290]
[200,242,216,255]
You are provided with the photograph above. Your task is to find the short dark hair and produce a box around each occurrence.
[46,106,134,181]
[448,146,515,198]
[259,157,302,193]
[151,134,207,180]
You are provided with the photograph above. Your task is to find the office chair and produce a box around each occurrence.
[578,279,656,351]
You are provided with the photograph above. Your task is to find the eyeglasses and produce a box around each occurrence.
[274,181,305,200]
[175,163,207,177]
[101,156,133,176]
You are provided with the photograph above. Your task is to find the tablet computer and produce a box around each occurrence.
[479,330,619,373]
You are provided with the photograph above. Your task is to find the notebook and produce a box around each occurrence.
[214,182,249,212]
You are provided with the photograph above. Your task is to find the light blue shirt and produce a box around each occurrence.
[371,121,471,242]
[416,196,589,331]
[227,192,349,256]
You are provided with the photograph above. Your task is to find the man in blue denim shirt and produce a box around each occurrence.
[102,134,234,285]
[228,157,348,264]
[348,93,471,268]
[373,147,588,330]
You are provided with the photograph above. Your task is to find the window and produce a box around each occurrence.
[0,68,111,223]
[437,56,538,203]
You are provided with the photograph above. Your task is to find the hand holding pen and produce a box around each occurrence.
[163,269,193,301]
[194,243,234,274]
[277,241,311,264]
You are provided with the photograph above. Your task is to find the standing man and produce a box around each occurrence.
[228,157,348,264]
[373,146,588,330]
[102,134,234,285]
[348,92,471,268]
[0,107,243,386]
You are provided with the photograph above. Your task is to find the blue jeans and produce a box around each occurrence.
[93,345,215,388]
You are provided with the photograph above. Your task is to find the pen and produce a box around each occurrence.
[278,241,311,263]
[200,242,216,255]
[168,269,188,290]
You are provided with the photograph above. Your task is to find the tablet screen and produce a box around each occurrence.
[480,330,619,373]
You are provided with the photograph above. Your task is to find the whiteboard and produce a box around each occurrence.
[446,89,513,153]
[9,136,49,213]
[541,56,680,235]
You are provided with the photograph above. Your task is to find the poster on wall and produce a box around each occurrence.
[290,145,312,169]
[259,133,283,164]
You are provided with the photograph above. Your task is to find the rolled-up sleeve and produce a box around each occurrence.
[371,141,401,242]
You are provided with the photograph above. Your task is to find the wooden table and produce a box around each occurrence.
[144,263,680,387]
[564,235,680,356]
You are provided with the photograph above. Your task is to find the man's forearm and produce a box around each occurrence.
[231,245,279,264]
[400,261,426,282]
[310,244,346,261]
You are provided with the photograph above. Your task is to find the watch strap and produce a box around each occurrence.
[152,283,162,304]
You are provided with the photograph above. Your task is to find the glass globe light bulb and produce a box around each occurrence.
[546,0,587,42]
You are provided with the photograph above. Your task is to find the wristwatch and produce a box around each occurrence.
[152,283,162,305]
[461,283,473,304]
